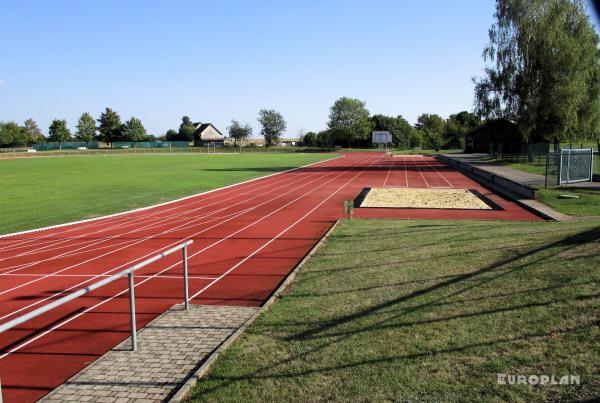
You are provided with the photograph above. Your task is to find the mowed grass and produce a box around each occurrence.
[536,188,600,216]
[0,153,333,235]
[191,219,600,402]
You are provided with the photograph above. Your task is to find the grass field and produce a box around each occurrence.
[536,188,600,216]
[191,219,600,402]
[0,153,334,235]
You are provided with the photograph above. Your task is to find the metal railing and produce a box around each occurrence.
[0,239,193,403]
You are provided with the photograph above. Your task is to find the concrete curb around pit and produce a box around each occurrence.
[436,154,568,221]
[168,219,342,402]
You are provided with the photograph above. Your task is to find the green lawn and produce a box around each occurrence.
[536,188,600,216]
[191,219,600,402]
[0,153,333,235]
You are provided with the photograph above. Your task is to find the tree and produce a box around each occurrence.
[48,119,72,143]
[327,97,372,147]
[23,118,44,145]
[474,0,600,144]
[258,109,286,146]
[444,111,481,148]
[165,129,178,141]
[316,130,333,148]
[75,112,96,143]
[0,122,27,147]
[302,131,317,147]
[227,120,252,145]
[370,114,415,148]
[415,113,445,148]
[97,107,124,144]
[123,117,147,141]
[178,116,196,142]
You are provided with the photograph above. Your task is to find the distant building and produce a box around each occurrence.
[193,123,224,146]
[223,137,300,147]
[464,118,548,154]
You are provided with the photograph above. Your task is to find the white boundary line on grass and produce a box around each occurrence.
[0,155,353,268]
[0,154,377,360]
[0,154,341,239]
[0,155,366,323]
[0,155,347,255]
[0,155,360,300]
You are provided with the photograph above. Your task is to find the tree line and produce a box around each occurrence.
[0,108,151,147]
[6,0,597,150]
[298,97,481,149]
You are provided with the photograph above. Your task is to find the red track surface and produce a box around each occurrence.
[0,153,541,402]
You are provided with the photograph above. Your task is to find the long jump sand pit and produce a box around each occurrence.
[358,187,494,210]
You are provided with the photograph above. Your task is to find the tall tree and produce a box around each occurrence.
[327,97,372,147]
[258,109,286,146]
[227,120,252,145]
[317,130,332,148]
[97,107,124,144]
[165,129,178,141]
[415,113,445,148]
[178,116,196,142]
[48,119,72,143]
[0,122,27,147]
[23,118,44,145]
[302,131,317,147]
[474,0,600,144]
[444,111,481,148]
[75,112,97,143]
[370,114,415,148]
[123,117,147,141]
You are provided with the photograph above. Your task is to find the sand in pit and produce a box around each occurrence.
[360,188,492,209]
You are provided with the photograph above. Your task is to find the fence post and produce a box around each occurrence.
[128,272,137,352]
[182,245,189,311]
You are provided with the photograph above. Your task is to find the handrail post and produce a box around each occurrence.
[128,272,137,352]
[183,244,189,311]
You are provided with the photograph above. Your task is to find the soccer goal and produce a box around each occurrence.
[545,148,594,187]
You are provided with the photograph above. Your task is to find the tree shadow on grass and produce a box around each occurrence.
[195,225,600,398]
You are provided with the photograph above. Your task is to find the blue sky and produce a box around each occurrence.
[1,1,598,137]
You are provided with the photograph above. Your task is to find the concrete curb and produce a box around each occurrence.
[436,154,567,221]
[168,219,342,402]
[437,154,536,199]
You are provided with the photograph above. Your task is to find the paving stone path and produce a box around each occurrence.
[41,304,259,402]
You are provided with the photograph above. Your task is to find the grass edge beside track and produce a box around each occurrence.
[0,153,335,235]
[189,218,600,402]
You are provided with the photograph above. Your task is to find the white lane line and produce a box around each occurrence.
[0,156,344,256]
[0,155,368,323]
[190,155,379,301]
[0,155,361,295]
[424,160,454,189]
[0,154,376,360]
[1,273,218,280]
[0,155,342,251]
[0,161,330,273]
[413,155,430,188]
[0,154,360,270]
[382,154,394,187]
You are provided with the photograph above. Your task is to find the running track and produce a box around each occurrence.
[0,153,541,402]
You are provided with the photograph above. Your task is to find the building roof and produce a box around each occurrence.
[193,123,224,141]
[465,118,516,138]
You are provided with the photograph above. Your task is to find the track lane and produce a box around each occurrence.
[0,153,540,402]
